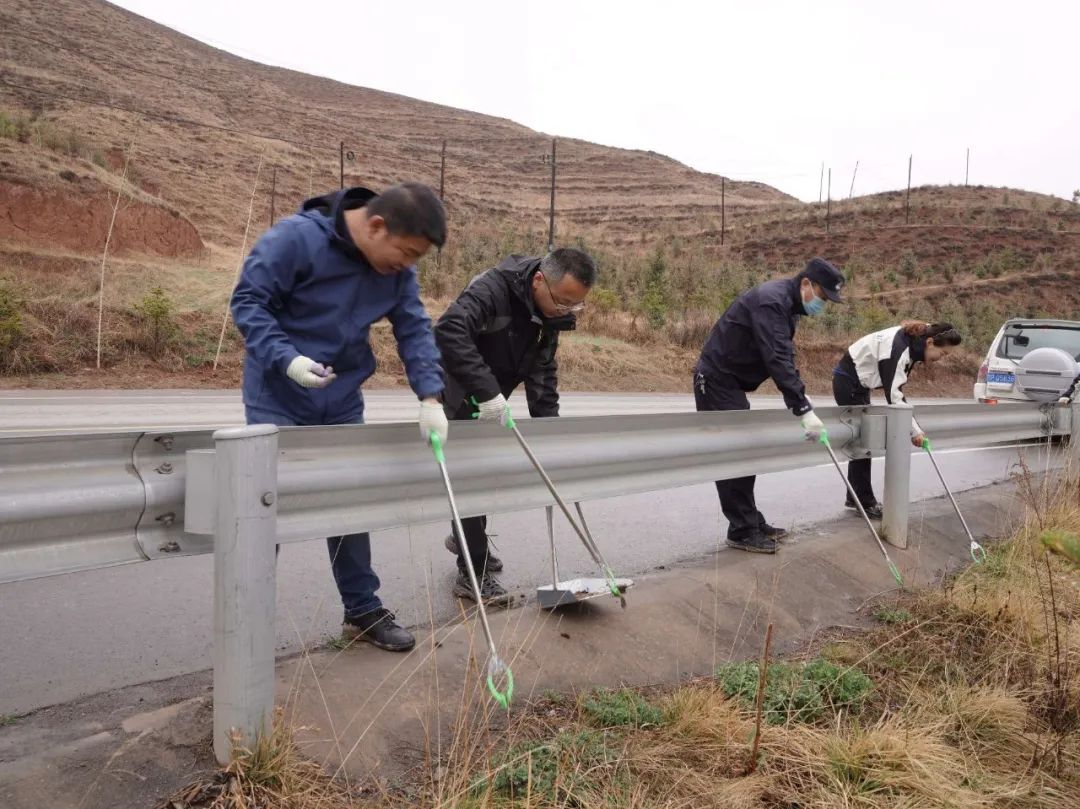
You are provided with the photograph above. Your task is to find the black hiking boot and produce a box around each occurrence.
[760,523,790,541]
[845,496,883,520]
[341,608,415,652]
[725,532,778,554]
[444,533,503,573]
[454,570,514,607]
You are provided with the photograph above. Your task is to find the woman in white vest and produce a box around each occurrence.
[832,321,963,517]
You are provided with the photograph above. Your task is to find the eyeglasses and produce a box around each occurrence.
[540,272,586,313]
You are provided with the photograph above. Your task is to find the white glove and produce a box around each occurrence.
[476,393,510,425]
[419,399,448,444]
[286,355,336,389]
[800,410,827,442]
[1060,396,1073,405]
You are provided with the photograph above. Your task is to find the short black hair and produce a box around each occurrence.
[366,182,446,247]
[539,247,597,287]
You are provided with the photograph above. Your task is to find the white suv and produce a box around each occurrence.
[974,318,1080,402]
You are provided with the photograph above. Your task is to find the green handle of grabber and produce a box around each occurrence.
[487,658,514,709]
[604,566,621,598]
[819,432,831,448]
[921,437,933,452]
[429,431,446,464]
[888,561,905,588]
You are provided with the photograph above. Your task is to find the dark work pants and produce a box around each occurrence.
[447,400,497,576]
[693,372,766,540]
[831,372,876,506]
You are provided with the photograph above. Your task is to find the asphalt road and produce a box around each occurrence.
[0,390,1052,714]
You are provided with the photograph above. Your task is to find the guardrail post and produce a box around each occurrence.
[882,403,913,550]
[212,424,279,765]
[1071,402,1080,468]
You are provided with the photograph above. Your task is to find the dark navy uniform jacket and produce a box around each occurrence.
[695,276,813,416]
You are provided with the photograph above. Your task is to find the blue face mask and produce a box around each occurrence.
[802,291,827,317]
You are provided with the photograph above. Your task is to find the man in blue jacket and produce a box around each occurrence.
[694,258,844,554]
[230,182,449,652]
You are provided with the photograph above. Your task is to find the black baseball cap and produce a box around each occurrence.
[801,257,845,302]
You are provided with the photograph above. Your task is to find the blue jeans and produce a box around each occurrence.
[246,404,382,619]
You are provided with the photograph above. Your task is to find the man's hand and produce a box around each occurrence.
[286,355,336,389]
[419,399,449,444]
[911,432,927,449]
[800,410,827,442]
[476,393,510,425]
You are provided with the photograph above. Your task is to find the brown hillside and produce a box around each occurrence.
[0,0,789,255]
[1,0,1078,395]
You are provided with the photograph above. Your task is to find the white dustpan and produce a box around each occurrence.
[537,505,633,610]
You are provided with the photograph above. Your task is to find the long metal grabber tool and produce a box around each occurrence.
[921,438,986,564]
[428,433,514,708]
[820,433,904,587]
[498,406,625,605]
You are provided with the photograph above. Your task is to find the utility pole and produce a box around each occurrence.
[826,168,832,233]
[819,161,824,203]
[965,147,970,187]
[541,138,556,252]
[339,141,344,189]
[268,166,276,227]
[905,154,913,224]
[439,139,446,199]
[848,160,859,199]
[721,176,726,246]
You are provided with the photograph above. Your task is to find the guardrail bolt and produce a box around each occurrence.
[261,492,276,507]
[155,462,174,475]
[156,512,176,526]
[159,541,181,553]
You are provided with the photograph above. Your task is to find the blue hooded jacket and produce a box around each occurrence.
[230,187,444,424]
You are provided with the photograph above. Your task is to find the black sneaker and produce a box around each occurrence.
[454,570,514,607]
[725,532,778,554]
[760,523,789,540]
[444,534,503,572]
[341,608,415,652]
[845,496,883,520]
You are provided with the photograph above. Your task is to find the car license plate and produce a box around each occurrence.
[988,372,1015,384]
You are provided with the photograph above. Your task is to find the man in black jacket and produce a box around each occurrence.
[695,258,845,554]
[435,248,597,604]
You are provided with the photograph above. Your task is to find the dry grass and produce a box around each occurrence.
[161,464,1080,808]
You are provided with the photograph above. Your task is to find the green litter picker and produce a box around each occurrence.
[819,432,904,588]
[921,438,987,564]
[493,404,631,609]
[428,433,513,708]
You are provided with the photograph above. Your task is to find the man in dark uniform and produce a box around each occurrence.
[435,248,597,604]
[694,257,845,553]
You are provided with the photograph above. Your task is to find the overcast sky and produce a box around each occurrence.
[111,0,1079,202]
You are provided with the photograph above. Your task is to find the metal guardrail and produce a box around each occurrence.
[0,403,1073,585]
[1,400,1077,762]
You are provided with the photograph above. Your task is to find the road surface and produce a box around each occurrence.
[0,389,1052,714]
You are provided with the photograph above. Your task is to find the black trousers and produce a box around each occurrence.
[831,371,876,506]
[447,400,497,575]
[693,372,767,540]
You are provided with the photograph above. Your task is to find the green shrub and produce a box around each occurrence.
[872,606,913,625]
[0,281,23,353]
[134,286,178,358]
[581,688,665,728]
[716,657,873,725]
[486,729,624,801]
